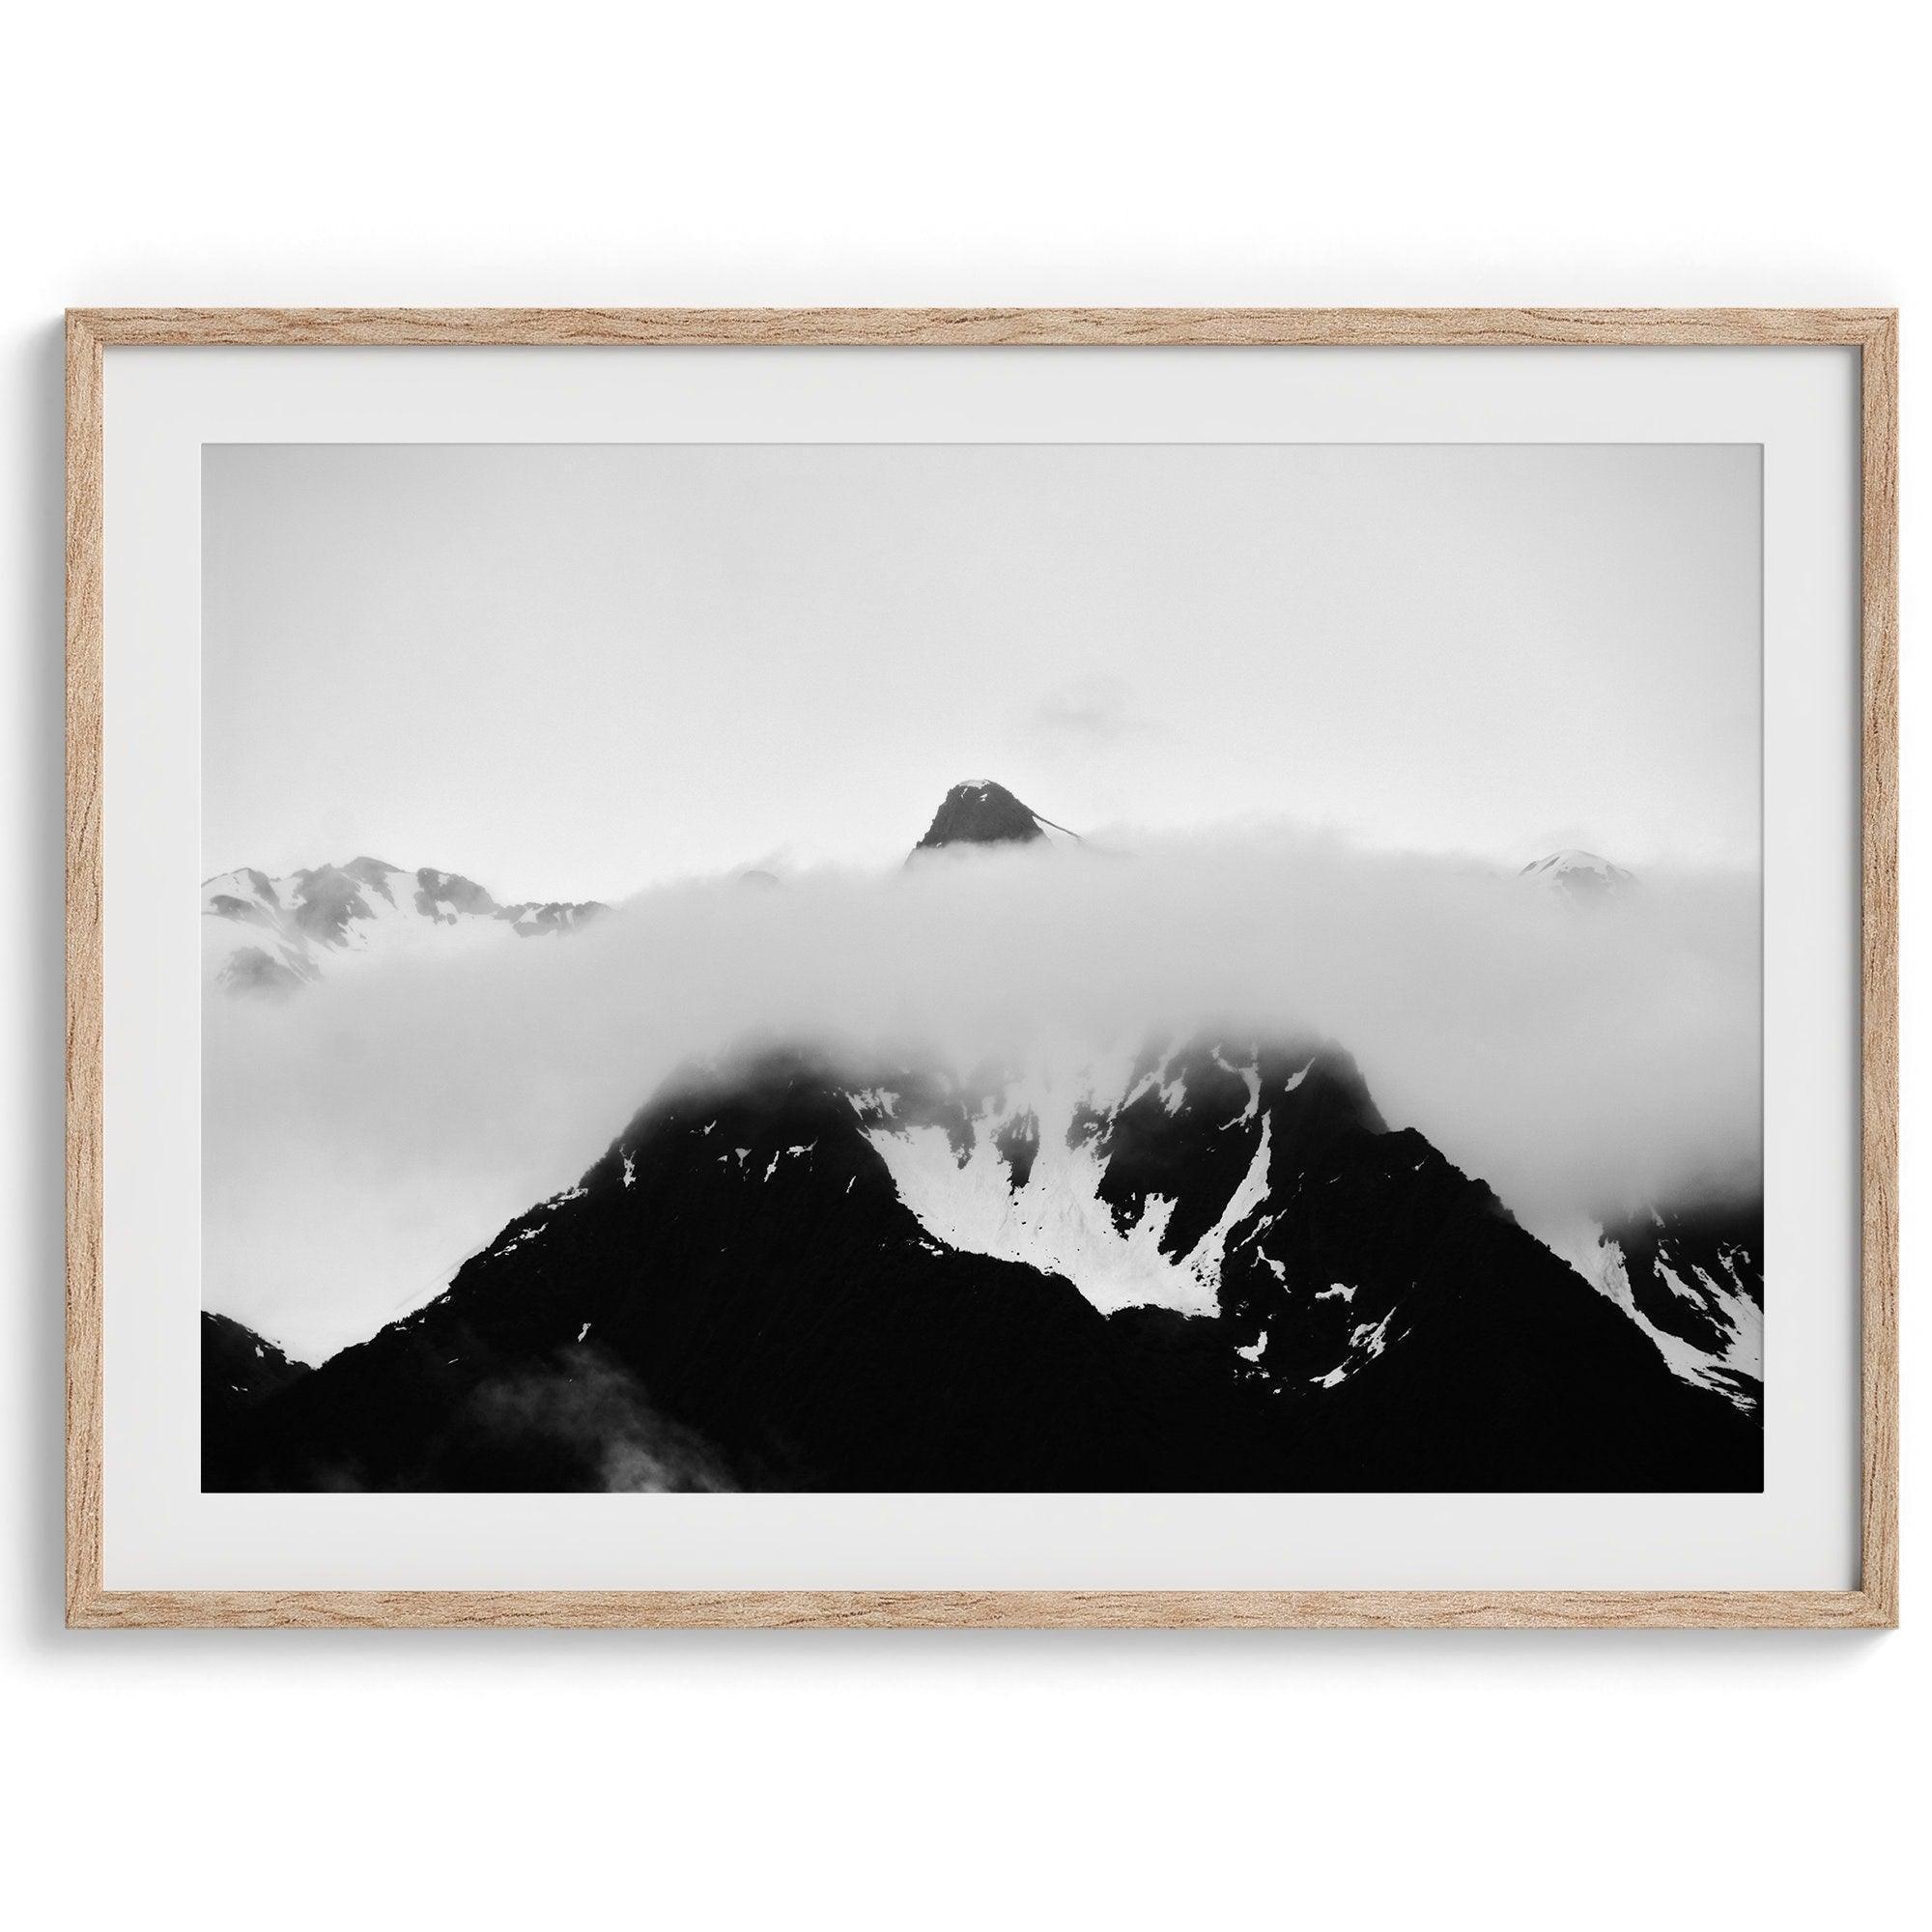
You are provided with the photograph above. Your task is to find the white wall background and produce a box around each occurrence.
[2,3,1919,1924]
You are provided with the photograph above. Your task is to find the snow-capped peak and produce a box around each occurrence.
[1518,849,1635,903]
[202,858,609,996]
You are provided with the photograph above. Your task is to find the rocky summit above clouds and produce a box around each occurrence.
[909,779,1082,860]
[203,857,608,996]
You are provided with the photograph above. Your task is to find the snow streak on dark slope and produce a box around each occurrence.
[210,1037,1758,1493]
[1577,1202,1763,1411]
[1609,1205,1762,1369]
[1507,848,1763,1411]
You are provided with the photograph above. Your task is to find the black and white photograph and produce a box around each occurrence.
[199,440,1764,1495]
[14,2,1923,1920]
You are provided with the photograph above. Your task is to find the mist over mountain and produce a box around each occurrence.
[1518,849,1638,906]
[202,778,1762,1491]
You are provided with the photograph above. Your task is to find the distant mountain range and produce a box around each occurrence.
[203,857,608,994]
[203,782,1762,1494]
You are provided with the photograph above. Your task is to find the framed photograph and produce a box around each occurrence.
[65,308,1897,1630]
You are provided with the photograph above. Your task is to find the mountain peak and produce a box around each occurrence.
[1519,849,1635,902]
[203,857,608,996]
[911,780,1074,857]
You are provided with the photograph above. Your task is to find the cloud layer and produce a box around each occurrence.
[205,827,1760,1362]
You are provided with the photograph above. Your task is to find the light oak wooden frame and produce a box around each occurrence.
[65,308,1900,1631]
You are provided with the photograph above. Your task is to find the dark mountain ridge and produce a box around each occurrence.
[208,1038,1758,1493]
[201,1311,310,1488]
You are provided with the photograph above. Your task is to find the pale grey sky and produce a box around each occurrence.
[203,442,1760,900]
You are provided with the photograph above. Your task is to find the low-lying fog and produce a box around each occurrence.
[205,829,1761,1362]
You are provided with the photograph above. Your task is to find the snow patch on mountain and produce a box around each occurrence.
[864,1054,1271,1319]
[1538,1210,1762,1408]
